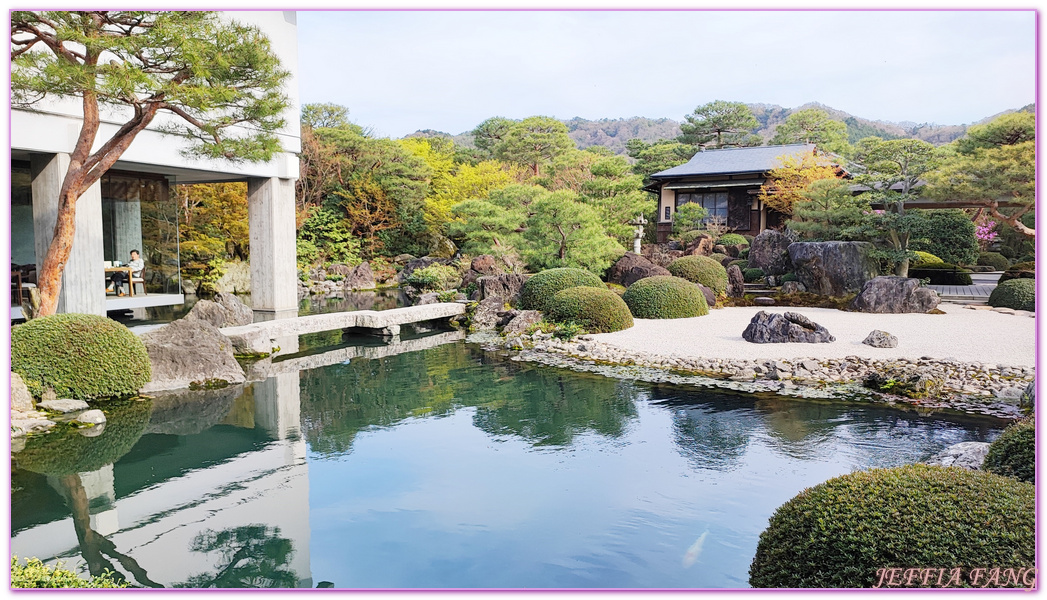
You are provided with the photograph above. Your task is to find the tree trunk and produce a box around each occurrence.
[36,185,83,316]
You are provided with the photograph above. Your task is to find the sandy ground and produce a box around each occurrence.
[590,303,1037,369]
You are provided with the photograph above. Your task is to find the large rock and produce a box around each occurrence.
[742,311,835,344]
[186,292,254,328]
[471,296,512,330]
[37,398,89,413]
[850,276,941,313]
[343,262,376,290]
[470,255,502,276]
[429,236,458,259]
[474,273,530,305]
[747,230,794,276]
[788,241,879,297]
[726,265,745,298]
[606,253,671,287]
[642,247,684,269]
[10,372,34,412]
[862,330,899,348]
[140,318,246,393]
[779,281,807,295]
[213,260,251,294]
[696,283,716,308]
[503,310,542,335]
[924,442,990,470]
[684,237,715,257]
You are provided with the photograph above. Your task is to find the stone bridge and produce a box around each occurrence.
[221,303,467,356]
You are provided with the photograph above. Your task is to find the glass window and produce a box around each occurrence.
[675,191,728,223]
[101,173,180,294]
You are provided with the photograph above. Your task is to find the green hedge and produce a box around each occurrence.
[405,264,459,291]
[708,252,731,266]
[12,557,127,588]
[780,272,797,283]
[984,417,1034,483]
[911,250,944,267]
[749,464,1035,588]
[908,208,980,265]
[728,259,748,270]
[668,255,729,297]
[12,314,151,399]
[519,267,604,313]
[716,233,749,247]
[679,230,711,245]
[622,276,709,319]
[907,264,973,285]
[976,252,1010,271]
[546,286,634,333]
[988,279,1035,312]
[743,268,765,283]
[999,261,1035,284]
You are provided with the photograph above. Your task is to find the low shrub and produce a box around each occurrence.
[708,252,731,266]
[12,314,151,399]
[740,247,750,259]
[911,250,944,267]
[12,557,127,588]
[605,282,626,296]
[749,464,1035,588]
[780,272,797,283]
[519,267,604,313]
[977,251,1010,271]
[728,259,748,270]
[668,255,729,296]
[987,278,1035,312]
[907,264,973,285]
[743,268,766,283]
[405,264,459,291]
[716,233,749,247]
[998,261,1035,284]
[679,230,711,245]
[622,276,709,319]
[984,417,1034,483]
[1018,254,1035,264]
[546,286,634,333]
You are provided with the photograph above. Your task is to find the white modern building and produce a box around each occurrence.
[10,11,301,319]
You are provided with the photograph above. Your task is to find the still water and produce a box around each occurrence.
[10,331,1002,589]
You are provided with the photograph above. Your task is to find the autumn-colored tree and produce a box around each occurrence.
[177,182,250,262]
[11,11,290,315]
[757,151,842,216]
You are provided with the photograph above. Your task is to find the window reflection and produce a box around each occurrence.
[101,172,180,294]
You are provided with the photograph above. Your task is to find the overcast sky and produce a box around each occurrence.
[296,9,1035,139]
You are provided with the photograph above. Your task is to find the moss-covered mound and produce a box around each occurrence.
[987,278,1035,312]
[545,286,634,333]
[743,268,765,283]
[668,255,729,297]
[976,251,1010,271]
[907,263,973,285]
[716,233,749,247]
[984,417,1034,483]
[708,252,731,266]
[518,268,604,313]
[998,261,1035,284]
[679,230,711,245]
[911,250,944,267]
[12,313,152,399]
[622,276,709,319]
[749,464,1035,588]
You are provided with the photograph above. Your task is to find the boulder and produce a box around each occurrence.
[37,398,89,413]
[393,254,416,265]
[1021,381,1035,408]
[74,409,107,426]
[924,442,990,470]
[10,372,34,412]
[343,262,376,290]
[213,260,251,294]
[140,318,246,393]
[712,244,727,255]
[724,244,747,259]
[726,265,745,298]
[429,236,458,259]
[684,238,714,257]
[850,276,941,313]
[643,248,684,269]
[471,296,512,330]
[474,273,530,305]
[415,292,440,305]
[780,281,806,295]
[788,241,879,297]
[696,283,717,308]
[607,253,671,287]
[186,292,254,328]
[753,297,776,306]
[742,311,835,344]
[503,310,542,335]
[326,263,353,276]
[181,278,198,295]
[470,255,502,276]
[397,257,449,283]
[862,330,899,348]
[863,366,943,399]
[747,230,794,276]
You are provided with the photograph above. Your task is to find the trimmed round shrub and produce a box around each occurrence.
[728,259,748,270]
[911,250,944,267]
[739,247,750,259]
[679,230,711,245]
[716,233,749,247]
[1018,254,1035,263]
[668,255,729,297]
[780,272,797,283]
[977,251,1010,271]
[622,276,709,319]
[12,314,152,399]
[605,282,626,296]
[546,286,634,333]
[743,268,766,283]
[749,464,1035,588]
[708,253,732,267]
[987,278,1035,312]
[519,267,604,313]
[999,261,1035,284]
[984,417,1034,483]
[907,263,973,285]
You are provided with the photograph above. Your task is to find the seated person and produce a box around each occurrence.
[108,249,145,296]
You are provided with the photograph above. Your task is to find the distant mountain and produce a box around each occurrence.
[562,117,681,155]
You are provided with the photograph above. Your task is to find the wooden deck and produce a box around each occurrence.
[927,284,996,302]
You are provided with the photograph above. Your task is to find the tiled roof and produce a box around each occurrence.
[650,143,817,178]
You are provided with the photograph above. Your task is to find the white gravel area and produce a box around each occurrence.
[591,303,1036,368]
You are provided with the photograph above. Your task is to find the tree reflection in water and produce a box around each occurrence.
[175,525,297,588]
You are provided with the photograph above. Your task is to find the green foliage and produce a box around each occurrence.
[907,264,973,285]
[545,286,634,333]
[715,233,748,247]
[11,557,128,588]
[780,272,797,283]
[471,116,516,159]
[708,252,731,265]
[622,276,709,319]
[672,203,709,234]
[907,209,980,266]
[521,190,625,273]
[749,464,1035,588]
[956,112,1035,154]
[668,255,729,296]
[789,178,869,241]
[678,100,761,149]
[298,206,362,267]
[983,417,1035,483]
[977,252,1010,271]
[301,103,351,129]
[519,268,604,313]
[679,229,711,245]
[12,314,151,399]
[911,250,944,266]
[495,116,575,177]
[178,182,250,268]
[768,108,851,155]
[743,268,766,283]
[551,321,586,341]
[987,279,1035,312]
[998,261,1035,284]
[625,138,695,179]
[405,264,460,292]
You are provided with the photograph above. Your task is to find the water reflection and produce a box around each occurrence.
[175,525,297,588]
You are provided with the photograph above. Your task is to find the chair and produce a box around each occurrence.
[130,272,147,296]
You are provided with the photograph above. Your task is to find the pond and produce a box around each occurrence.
[10,331,1004,589]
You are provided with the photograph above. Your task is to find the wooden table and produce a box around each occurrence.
[105,267,137,296]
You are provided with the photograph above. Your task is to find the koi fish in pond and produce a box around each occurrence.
[682,530,709,568]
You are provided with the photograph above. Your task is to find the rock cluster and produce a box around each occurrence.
[473,273,530,304]
[742,311,835,344]
[851,276,940,313]
[923,442,991,470]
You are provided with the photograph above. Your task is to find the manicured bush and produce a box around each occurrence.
[605,282,626,296]
[780,272,797,283]
[546,286,634,333]
[12,314,151,400]
[519,267,604,313]
[907,263,973,285]
[12,557,127,588]
[405,264,459,291]
[728,259,748,270]
[999,261,1035,284]
[908,208,980,265]
[716,233,749,247]
[708,252,731,266]
[911,250,944,267]
[749,464,1035,588]
[679,230,711,246]
[977,251,1010,271]
[622,276,709,319]
[984,417,1034,483]
[743,268,766,283]
[987,278,1035,312]
[668,255,729,297]
[739,247,750,259]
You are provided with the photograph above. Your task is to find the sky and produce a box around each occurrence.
[296,9,1036,139]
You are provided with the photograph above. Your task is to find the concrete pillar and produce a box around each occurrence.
[112,196,143,261]
[248,176,298,318]
[253,372,302,442]
[30,153,105,315]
